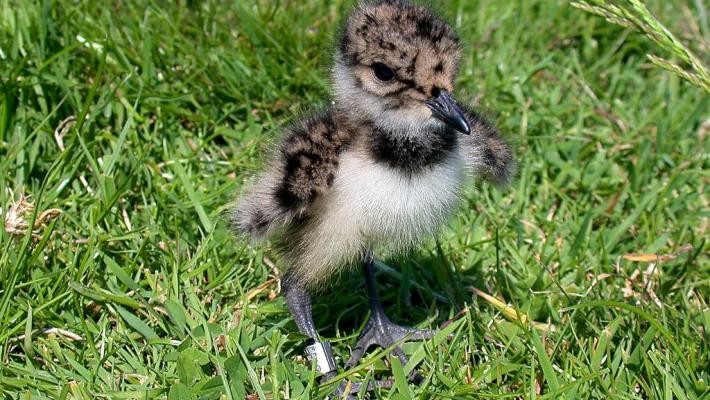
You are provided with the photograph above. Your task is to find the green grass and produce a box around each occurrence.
[1,0,708,399]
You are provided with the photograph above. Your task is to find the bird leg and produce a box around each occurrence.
[337,253,434,394]
[282,271,338,382]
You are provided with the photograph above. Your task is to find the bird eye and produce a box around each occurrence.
[372,63,395,82]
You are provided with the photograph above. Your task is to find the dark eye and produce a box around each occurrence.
[372,63,395,82]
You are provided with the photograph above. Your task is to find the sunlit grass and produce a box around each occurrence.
[1,1,708,399]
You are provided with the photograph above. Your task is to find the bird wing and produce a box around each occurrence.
[458,106,516,186]
[231,109,353,240]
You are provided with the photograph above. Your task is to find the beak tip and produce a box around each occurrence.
[425,90,470,135]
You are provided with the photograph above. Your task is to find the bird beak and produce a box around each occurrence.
[424,90,470,135]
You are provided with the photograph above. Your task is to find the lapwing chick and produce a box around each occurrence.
[232,0,514,396]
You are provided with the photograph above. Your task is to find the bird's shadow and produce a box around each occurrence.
[305,250,474,340]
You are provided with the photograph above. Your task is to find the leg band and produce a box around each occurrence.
[304,341,336,374]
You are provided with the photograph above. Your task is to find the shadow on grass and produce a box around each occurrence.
[270,251,474,342]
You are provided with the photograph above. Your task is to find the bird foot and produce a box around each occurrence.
[344,314,434,371]
[328,313,434,398]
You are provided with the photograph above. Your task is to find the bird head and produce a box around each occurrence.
[334,0,469,136]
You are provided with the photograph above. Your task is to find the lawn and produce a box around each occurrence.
[1,0,708,399]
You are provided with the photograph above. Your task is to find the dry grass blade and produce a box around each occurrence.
[471,288,556,331]
[623,244,693,263]
[3,192,62,239]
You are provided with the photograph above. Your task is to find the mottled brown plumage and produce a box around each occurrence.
[340,0,460,97]
[276,112,350,210]
[232,110,354,240]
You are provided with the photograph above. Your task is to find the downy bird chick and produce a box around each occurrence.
[232,0,514,395]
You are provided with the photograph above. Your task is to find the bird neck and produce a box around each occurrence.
[364,123,458,174]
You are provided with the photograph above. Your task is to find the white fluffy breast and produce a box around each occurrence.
[292,147,464,287]
[330,148,464,249]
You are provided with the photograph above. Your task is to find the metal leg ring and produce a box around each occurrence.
[305,340,336,374]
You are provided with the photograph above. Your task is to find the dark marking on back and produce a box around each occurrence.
[275,111,355,209]
[416,18,432,38]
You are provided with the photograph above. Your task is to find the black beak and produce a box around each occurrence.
[424,90,470,135]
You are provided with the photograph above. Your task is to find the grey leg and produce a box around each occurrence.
[283,270,387,400]
[282,271,337,381]
[283,271,318,338]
